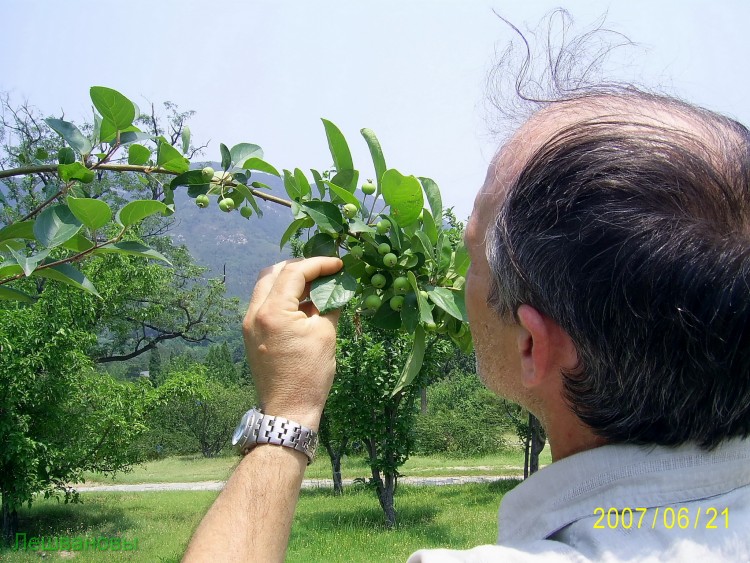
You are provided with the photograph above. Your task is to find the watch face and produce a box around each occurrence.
[232,410,252,446]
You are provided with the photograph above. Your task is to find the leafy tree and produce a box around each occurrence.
[148,347,162,383]
[321,308,451,527]
[204,342,236,385]
[0,283,148,543]
[148,367,255,458]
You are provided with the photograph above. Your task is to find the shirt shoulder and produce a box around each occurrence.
[407,541,592,563]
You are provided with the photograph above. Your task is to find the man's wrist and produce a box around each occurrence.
[258,404,322,432]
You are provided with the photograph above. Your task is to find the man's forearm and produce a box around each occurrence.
[183,444,308,562]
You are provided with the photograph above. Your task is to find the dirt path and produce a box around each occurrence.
[74,475,521,493]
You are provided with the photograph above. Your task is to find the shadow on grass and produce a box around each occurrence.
[12,498,136,540]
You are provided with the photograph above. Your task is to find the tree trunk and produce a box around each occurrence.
[370,466,397,528]
[2,494,19,547]
[420,386,427,414]
[367,438,397,528]
[529,413,545,476]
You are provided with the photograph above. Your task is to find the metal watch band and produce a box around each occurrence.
[232,408,318,464]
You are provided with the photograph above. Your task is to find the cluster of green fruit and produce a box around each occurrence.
[194,167,254,218]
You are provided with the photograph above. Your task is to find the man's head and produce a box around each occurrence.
[468,90,750,450]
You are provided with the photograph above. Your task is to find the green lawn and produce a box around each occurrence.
[1,480,520,562]
[79,445,551,485]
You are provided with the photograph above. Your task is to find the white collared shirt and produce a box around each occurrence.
[408,439,750,562]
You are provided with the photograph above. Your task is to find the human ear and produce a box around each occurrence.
[516,304,551,389]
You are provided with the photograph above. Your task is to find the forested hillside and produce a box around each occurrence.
[168,171,293,299]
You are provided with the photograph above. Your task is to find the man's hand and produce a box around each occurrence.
[243,256,343,430]
[183,257,343,563]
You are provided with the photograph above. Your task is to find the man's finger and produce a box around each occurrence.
[264,257,343,313]
[246,260,300,320]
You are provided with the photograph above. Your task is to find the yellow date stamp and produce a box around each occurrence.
[593,507,729,530]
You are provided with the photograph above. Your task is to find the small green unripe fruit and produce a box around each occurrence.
[362,180,376,195]
[364,294,382,311]
[364,264,377,276]
[393,276,410,293]
[240,206,253,218]
[420,290,429,301]
[377,243,391,256]
[376,220,390,234]
[424,321,437,332]
[218,198,235,212]
[390,295,405,311]
[371,273,387,289]
[343,203,358,218]
[383,253,397,268]
[201,166,215,182]
[418,209,425,222]
[350,245,364,259]
[195,194,210,208]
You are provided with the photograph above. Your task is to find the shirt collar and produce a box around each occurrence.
[497,438,750,544]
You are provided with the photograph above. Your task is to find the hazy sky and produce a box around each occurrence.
[2,1,749,220]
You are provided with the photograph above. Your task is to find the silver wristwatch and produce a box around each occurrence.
[231,408,318,465]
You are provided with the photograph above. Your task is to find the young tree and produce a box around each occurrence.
[0,282,148,543]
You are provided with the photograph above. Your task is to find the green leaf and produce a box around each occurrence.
[321,118,353,174]
[420,209,438,245]
[33,205,83,248]
[60,233,95,253]
[90,86,135,130]
[0,240,24,254]
[0,262,23,279]
[181,125,191,155]
[230,143,263,167]
[427,287,466,321]
[294,168,312,199]
[452,240,470,277]
[279,217,313,250]
[92,110,102,145]
[325,181,360,208]
[67,196,112,230]
[401,292,419,333]
[437,233,452,271]
[303,232,337,258]
[128,144,151,165]
[116,200,168,227]
[45,118,92,154]
[347,217,375,235]
[301,201,345,234]
[419,177,442,222]
[283,169,301,201]
[381,170,424,226]
[413,230,434,258]
[0,285,34,303]
[310,269,357,314]
[99,119,138,143]
[310,169,326,198]
[220,143,231,171]
[32,263,100,297]
[170,170,209,190]
[56,147,75,165]
[331,169,358,193]
[361,128,387,188]
[371,301,402,330]
[94,241,171,264]
[118,131,152,145]
[8,247,50,277]
[407,271,434,325]
[157,141,189,173]
[58,162,94,184]
[241,157,280,177]
[0,221,35,243]
[392,326,426,395]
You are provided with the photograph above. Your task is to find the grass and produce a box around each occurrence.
[0,480,521,562]
[79,443,551,485]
